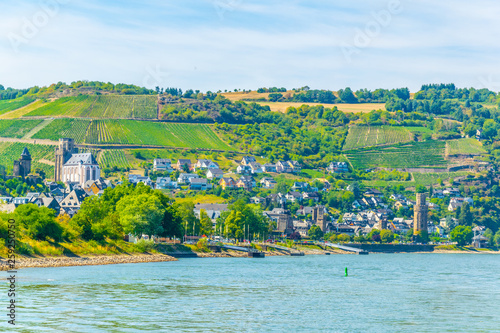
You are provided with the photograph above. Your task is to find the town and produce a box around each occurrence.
[1,137,495,251]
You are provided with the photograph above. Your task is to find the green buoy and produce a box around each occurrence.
[345,267,348,277]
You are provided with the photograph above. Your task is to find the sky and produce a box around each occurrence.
[1,0,500,92]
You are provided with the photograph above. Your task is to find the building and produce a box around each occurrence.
[194,203,229,226]
[207,169,224,180]
[262,163,276,173]
[155,177,178,190]
[327,162,349,173]
[413,193,428,233]
[59,188,89,215]
[128,174,153,187]
[260,177,276,189]
[61,153,100,186]
[264,208,294,236]
[190,178,208,191]
[236,176,255,191]
[194,159,219,171]
[176,159,192,171]
[153,159,173,172]
[240,156,256,166]
[177,173,199,184]
[13,147,31,178]
[219,177,236,190]
[55,138,78,182]
[313,205,327,232]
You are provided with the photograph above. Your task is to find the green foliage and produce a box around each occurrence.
[380,229,395,243]
[24,95,157,119]
[0,119,44,138]
[346,141,448,169]
[450,225,473,246]
[14,204,62,241]
[134,239,155,252]
[343,126,414,150]
[308,225,323,240]
[0,97,35,115]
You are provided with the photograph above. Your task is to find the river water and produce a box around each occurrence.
[8,253,500,332]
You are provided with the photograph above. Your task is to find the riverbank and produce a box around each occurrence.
[0,253,177,270]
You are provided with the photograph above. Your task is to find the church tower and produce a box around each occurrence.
[55,138,78,182]
[13,147,32,178]
[313,205,327,232]
[413,193,428,233]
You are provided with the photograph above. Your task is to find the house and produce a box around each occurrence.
[128,174,153,187]
[262,163,277,173]
[59,189,88,213]
[439,217,458,228]
[249,162,263,174]
[269,193,287,206]
[195,159,219,171]
[448,197,473,211]
[240,156,257,166]
[194,203,229,226]
[219,177,236,190]
[250,197,268,205]
[292,182,309,192]
[302,192,320,202]
[206,169,224,180]
[32,197,61,212]
[236,165,252,174]
[84,178,113,196]
[12,197,30,206]
[327,162,349,173]
[293,220,310,237]
[432,190,445,199]
[153,159,173,172]
[260,177,277,189]
[276,161,292,173]
[156,177,178,190]
[285,191,303,203]
[364,189,383,198]
[177,173,200,184]
[472,226,488,248]
[443,188,460,197]
[176,159,192,171]
[288,161,301,173]
[236,176,255,191]
[190,178,208,191]
[297,206,315,216]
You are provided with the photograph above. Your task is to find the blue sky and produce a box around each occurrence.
[1,0,500,92]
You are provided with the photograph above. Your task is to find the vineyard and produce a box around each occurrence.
[23,95,157,119]
[0,142,55,176]
[31,119,232,150]
[99,150,131,169]
[343,126,413,150]
[0,98,35,115]
[0,119,43,138]
[346,141,448,169]
[446,138,486,156]
[32,118,90,142]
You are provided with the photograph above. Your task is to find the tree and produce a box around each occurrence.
[116,193,166,238]
[14,204,62,242]
[176,202,200,237]
[458,202,473,226]
[494,230,500,247]
[225,210,244,240]
[416,185,427,193]
[199,209,213,236]
[368,229,381,242]
[450,225,473,246]
[308,225,323,240]
[380,229,395,243]
[339,87,358,103]
[484,228,494,246]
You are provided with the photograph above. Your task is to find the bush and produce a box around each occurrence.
[134,239,155,252]
[196,238,208,251]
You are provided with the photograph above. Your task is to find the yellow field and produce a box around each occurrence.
[0,100,50,119]
[256,102,386,113]
[222,90,296,101]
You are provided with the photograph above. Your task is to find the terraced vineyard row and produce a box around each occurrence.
[32,118,90,142]
[99,149,131,169]
[446,138,486,155]
[0,142,55,176]
[23,95,157,119]
[30,119,232,150]
[0,119,43,138]
[346,141,448,169]
[343,126,413,150]
[0,98,35,115]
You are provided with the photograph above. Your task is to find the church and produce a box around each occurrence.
[54,138,100,186]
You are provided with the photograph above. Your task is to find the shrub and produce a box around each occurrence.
[134,239,155,252]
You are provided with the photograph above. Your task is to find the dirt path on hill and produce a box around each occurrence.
[0,137,59,145]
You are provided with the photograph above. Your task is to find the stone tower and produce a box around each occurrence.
[413,193,428,233]
[13,147,32,178]
[313,205,327,232]
[54,138,78,182]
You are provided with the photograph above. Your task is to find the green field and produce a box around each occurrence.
[0,98,35,115]
[0,142,55,176]
[23,95,157,119]
[99,149,131,169]
[32,118,90,143]
[346,141,448,169]
[363,171,470,188]
[343,126,413,150]
[0,119,43,138]
[447,138,486,155]
[32,119,232,150]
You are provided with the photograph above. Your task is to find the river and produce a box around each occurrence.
[10,253,500,332]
